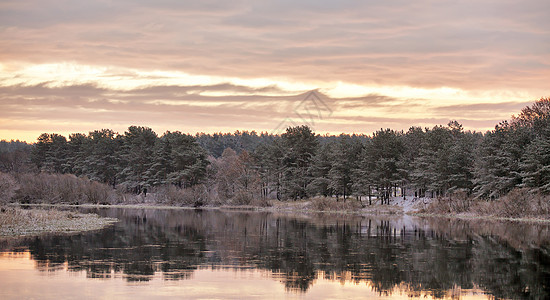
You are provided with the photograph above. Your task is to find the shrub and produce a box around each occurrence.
[420,188,550,219]
[496,189,529,218]
[189,184,209,206]
[249,197,272,207]
[495,189,550,218]
[153,184,209,206]
[84,181,114,204]
[0,172,18,205]
[232,191,253,205]
[14,173,117,204]
[423,192,471,214]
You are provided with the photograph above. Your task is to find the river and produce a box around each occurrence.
[1,208,549,299]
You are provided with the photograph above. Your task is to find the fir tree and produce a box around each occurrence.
[280,125,318,200]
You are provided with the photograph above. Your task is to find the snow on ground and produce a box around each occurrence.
[390,196,433,213]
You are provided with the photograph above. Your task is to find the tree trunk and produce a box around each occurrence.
[343,185,346,202]
[368,185,372,205]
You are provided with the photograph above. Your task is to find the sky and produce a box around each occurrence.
[0,0,549,142]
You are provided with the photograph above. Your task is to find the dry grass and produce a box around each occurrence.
[264,197,405,215]
[420,189,550,219]
[478,189,550,218]
[0,207,118,237]
[267,196,364,212]
[0,207,73,226]
[310,196,364,211]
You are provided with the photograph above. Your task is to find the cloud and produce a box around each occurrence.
[1,0,549,90]
[0,82,533,141]
[0,0,548,140]
[433,101,534,115]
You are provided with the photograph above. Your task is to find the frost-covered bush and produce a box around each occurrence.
[14,173,117,204]
[0,172,18,205]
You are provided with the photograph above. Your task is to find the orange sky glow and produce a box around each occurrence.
[0,1,549,142]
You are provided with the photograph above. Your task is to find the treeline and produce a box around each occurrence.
[0,140,32,173]
[30,127,209,190]
[1,97,549,205]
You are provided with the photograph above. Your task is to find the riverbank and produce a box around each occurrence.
[13,197,550,225]
[0,207,118,238]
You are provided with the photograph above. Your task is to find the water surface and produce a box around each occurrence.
[1,208,549,299]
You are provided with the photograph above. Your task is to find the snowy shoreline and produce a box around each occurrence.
[13,197,550,225]
[0,207,118,238]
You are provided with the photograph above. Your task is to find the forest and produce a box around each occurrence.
[0,97,549,211]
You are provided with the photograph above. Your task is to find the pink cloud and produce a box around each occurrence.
[0,1,548,140]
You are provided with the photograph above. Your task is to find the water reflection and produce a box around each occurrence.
[1,208,549,299]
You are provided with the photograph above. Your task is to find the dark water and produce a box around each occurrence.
[1,208,549,299]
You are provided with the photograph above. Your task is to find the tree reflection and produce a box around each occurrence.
[1,208,549,299]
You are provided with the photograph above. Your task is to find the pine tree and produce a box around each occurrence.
[520,136,550,194]
[280,126,318,200]
[364,129,404,204]
[473,121,531,198]
[327,135,362,201]
[83,129,120,187]
[352,141,372,204]
[66,133,87,176]
[252,143,270,199]
[146,136,173,186]
[517,98,550,194]
[440,121,479,195]
[307,143,333,197]
[257,138,285,200]
[118,126,157,191]
[398,126,425,198]
[32,133,68,173]
[164,131,209,188]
